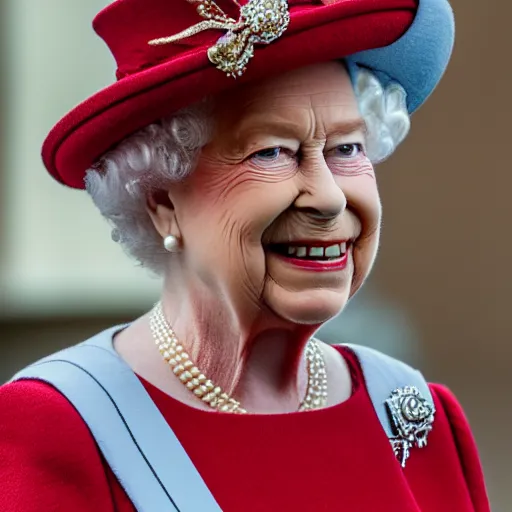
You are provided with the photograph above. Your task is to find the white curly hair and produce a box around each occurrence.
[85,68,410,274]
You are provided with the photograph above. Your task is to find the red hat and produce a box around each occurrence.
[42,0,454,189]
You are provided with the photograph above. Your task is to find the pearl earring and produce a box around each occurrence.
[163,235,180,253]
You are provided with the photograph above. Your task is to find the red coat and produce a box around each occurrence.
[0,347,490,511]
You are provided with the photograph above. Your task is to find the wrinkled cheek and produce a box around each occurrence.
[240,242,268,292]
[348,184,382,296]
[350,228,380,296]
[215,234,270,312]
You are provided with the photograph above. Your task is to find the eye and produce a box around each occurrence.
[246,145,298,175]
[251,147,281,160]
[336,143,363,158]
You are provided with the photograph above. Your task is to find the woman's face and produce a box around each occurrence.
[165,61,381,325]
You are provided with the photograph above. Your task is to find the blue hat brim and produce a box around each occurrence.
[347,0,455,114]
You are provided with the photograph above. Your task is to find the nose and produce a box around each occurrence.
[293,156,347,219]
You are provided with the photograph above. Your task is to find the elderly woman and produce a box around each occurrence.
[0,0,490,510]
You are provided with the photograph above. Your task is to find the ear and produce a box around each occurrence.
[146,189,182,240]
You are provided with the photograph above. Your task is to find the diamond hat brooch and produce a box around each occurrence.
[148,0,291,78]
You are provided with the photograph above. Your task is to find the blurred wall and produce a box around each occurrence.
[1,0,510,509]
[0,0,159,317]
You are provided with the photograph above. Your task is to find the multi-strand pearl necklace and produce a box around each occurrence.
[149,302,328,413]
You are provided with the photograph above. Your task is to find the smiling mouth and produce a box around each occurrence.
[267,241,349,261]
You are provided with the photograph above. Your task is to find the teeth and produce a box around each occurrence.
[281,242,349,259]
[309,246,324,257]
[296,247,307,257]
[324,244,341,257]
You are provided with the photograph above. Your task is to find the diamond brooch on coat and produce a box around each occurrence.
[386,386,435,468]
[148,0,290,78]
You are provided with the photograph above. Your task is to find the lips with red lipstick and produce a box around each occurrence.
[266,240,352,271]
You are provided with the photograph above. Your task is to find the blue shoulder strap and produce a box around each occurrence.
[11,326,222,512]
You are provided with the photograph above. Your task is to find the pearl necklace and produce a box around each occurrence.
[150,302,328,413]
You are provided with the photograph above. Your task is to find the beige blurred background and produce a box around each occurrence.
[0,0,510,509]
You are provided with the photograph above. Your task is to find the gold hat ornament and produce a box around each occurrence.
[149,0,291,77]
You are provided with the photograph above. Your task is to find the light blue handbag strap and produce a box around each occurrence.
[343,344,433,439]
[11,326,222,512]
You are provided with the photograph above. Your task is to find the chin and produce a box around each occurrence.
[264,287,350,326]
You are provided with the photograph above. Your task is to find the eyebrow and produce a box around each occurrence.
[235,115,367,142]
[330,117,368,136]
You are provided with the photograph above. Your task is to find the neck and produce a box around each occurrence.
[160,277,319,413]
